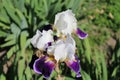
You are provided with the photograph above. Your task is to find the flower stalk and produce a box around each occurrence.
[55,62,62,80]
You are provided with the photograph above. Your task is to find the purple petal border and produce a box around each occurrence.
[76,28,88,39]
[33,56,55,78]
[65,56,81,77]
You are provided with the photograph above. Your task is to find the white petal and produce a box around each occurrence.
[56,39,64,45]
[31,30,42,48]
[54,44,67,62]
[53,35,76,61]
[37,30,53,49]
[54,43,75,61]
[54,9,77,35]
[66,34,76,48]
[47,45,55,55]
[47,40,64,56]
[55,14,67,31]
[65,35,76,60]
[66,44,75,60]
[36,38,45,49]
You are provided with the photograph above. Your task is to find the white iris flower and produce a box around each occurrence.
[47,34,76,62]
[31,30,53,50]
[54,9,77,35]
[29,10,86,78]
[54,9,88,39]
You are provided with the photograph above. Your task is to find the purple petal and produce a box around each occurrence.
[45,42,52,50]
[33,56,55,78]
[65,56,81,77]
[76,28,88,39]
[29,55,39,69]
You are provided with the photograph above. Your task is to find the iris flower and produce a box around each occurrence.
[30,32,81,78]
[29,10,88,79]
[54,9,88,39]
[31,30,53,50]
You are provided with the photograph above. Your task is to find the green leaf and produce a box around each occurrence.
[43,0,48,16]
[0,74,6,80]
[0,8,10,23]
[20,31,28,50]
[25,0,30,4]
[5,34,15,41]
[7,45,18,58]
[0,39,16,47]
[3,0,21,26]
[0,30,7,37]
[38,76,44,80]
[81,70,91,80]
[14,0,26,12]
[71,70,76,77]
[0,23,10,29]
[49,0,63,19]
[94,50,101,80]
[50,70,57,79]
[100,53,108,80]
[18,59,25,80]
[16,9,28,29]
[11,23,21,34]
[112,65,119,77]
[83,38,91,64]
[65,0,83,13]
[25,67,32,80]
[117,48,120,58]
[65,76,75,80]
[25,39,31,48]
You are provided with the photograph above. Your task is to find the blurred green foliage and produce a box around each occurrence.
[0,0,120,80]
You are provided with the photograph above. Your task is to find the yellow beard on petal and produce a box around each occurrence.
[65,57,77,62]
[45,56,56,63]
